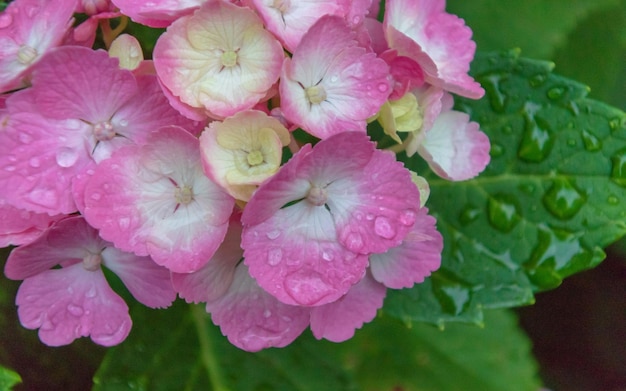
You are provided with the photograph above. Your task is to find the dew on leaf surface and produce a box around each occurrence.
[487,193,521,232]
[542,178,587,220]
[581,129,602,151]
[610,147,626,187]
[517,103,554,162]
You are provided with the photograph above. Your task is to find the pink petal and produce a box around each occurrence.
[172,214,243,304]
[417,110,491,181]
[384,0,484,99]
[243,201,368,307]
[102,247,176,309]
[329,144,421,254]
[111,0,204,28]
[0,201,63,247]
[4,216,107,280]
[206,263,310,352]
[279,15,391,139]
[310,271,386,342]
[16,264,132,347]
[83,126,234,273]
[370,207,442,288]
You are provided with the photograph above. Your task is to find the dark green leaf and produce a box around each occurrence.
[0,366,21,391]
[93,302,357,391]
[336,310,541,391]
[386,50,626,325]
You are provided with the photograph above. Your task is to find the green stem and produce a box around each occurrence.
[191,305,229,391]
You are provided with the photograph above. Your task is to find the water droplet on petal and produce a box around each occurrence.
[90,193,101,201]
[266,230,280,240]
[29,189,58,208]
[542,179,586,219]
[321,250,334,261]
[263,309,271,318]
[284,271,331,305]
[377,83,388,92]
[118,217,130,229]
[85,284,97,298]
[4,165,15,172]
[56,147,79,168]
[28,157,40,168]
[610,148,626,187]
[345,232,364,252]
[19,133,33,144]
[267,248,282,266]
[581,129,602,151]
[487,194,521,232]
[67,304,84,317]
[0,13,13,28]
[374,216,396,239]
[399,210,416,226]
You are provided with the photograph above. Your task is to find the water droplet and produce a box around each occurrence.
[487,193,521,232]
[502,126,513,134]
[518,183,536,195]
[266,230,280,240]
[524,225,597,289]
[284,271,331,305]
[607,195,619,205]
[85,284,97,298]
[28,189,58,208]
[19,132,33,144]
[374,216,396,239]
[609,117,623,131]
[56,148,79,168]
[67,304,84,317]
[119,119,129,127]
[518,102,553,162]
[460,205,481,225]
[581,129,602,151]
[529,73,546,87]
[321,250,334,261]
[480,73,508,113]
[118,217,130,229]
[566,139,576,147]
[262,309,271,318]
[610,147,626,187]
[377,83,388,92]
[542,179,586,219]
[329,75,338,83]
[4,165,15,172]
[344,232,364,252]
[431,271,472,315]
[28,157,40,168]
[90,193,101,201]
[490,143,504,157]
[399,210,416,226]
[267,248,282,266]
[547,86,566,100]
[0,13,13,28]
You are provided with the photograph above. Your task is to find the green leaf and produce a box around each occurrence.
[0,366,21,391]
[386,50,626,325]
[93,302,357,391]
[447,0,621,58]
[337,310,541,391]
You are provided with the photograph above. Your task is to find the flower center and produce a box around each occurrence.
[305,85,327,105]
[306,185,328,206]
[17,45,38,65]
[221,50,238,68]
[82,252,102,271]
[93,121,116,141]
[175,185,194,205]
[247,150,264,166]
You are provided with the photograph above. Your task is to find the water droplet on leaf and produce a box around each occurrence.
[431,271,472,315]
[481,73,508,113]
[542,178,586,219]
[607,195,619,205]
[547,86,566,100]
[610,147,626,187]
[460,205,481,225]
[487,194,521,232]
[518,103,554,162]
[490,143,504,157]
[529,73,547,87]
[581,129,602,151]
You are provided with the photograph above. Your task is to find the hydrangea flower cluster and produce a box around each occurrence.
[0,0,490,351]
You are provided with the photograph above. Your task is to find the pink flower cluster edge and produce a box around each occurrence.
[0,0,489,351]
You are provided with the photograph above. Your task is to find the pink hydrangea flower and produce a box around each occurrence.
[111,0,206,28]
[383,0,484,99]
[4,216,176,346]
[279,15,391,139]
[0,200,63,247]
[0,46,200,215]
[241,131,420,307]
[0,0,76,93]
[83,126,235,273]
[153,0,284,119]
[248,0,344,53]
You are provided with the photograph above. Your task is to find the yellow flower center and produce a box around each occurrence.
[247,150,264,166]
[306,85,327,105]
[221,50,238,68]
[175,186,194,205]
